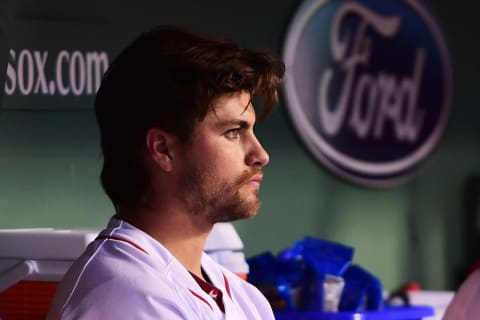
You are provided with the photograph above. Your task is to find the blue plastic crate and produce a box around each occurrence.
[274,306,434,320]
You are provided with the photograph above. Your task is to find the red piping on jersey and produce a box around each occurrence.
[223,273,232,299]
[96,235,149,255]
[189,289,213,310]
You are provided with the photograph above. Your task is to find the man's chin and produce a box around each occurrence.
[209,199,261,223]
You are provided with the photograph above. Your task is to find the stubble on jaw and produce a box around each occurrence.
[180,167,263,223]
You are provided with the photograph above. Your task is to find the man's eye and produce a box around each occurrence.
[225,129,240,139]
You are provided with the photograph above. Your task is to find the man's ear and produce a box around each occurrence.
[145,128,176,172]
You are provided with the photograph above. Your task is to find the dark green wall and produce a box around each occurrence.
[0,0,479,290]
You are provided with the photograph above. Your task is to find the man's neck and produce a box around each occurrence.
[119,206,213,280]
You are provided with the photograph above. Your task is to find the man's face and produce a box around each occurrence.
[178,91,270,223]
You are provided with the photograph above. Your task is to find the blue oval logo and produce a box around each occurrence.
[283,0,452,187]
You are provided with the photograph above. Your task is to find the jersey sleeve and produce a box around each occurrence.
[443,269,480,320]
[55,278,190,320]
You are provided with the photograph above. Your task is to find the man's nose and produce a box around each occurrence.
[246,136,270,167]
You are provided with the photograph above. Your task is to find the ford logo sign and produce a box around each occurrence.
[283,0,452,187]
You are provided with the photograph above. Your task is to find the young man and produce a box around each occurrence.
[47,26,284,319]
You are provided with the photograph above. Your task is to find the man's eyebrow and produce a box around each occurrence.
[215,119,251,129]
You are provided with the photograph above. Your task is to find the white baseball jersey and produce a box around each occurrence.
[443,269,480,320]
[47,217,274,320]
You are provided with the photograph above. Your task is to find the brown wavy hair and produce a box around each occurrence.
[95,25,285,211]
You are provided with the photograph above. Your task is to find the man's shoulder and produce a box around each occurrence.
[48,242,179,319]
[65,233,172,289]
[49,272,184,320]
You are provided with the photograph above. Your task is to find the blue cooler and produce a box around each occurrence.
[275,306,434,320]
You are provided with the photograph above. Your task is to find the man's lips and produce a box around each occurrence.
[249,174,263,187]
[251,175,263,183]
